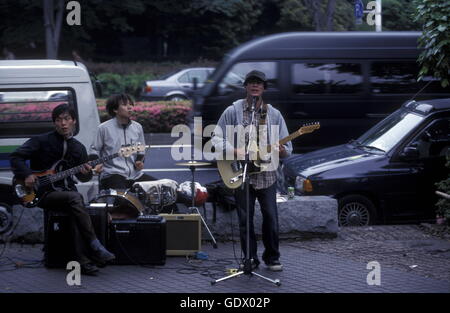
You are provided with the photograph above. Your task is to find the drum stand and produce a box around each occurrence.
[176,161,218,249]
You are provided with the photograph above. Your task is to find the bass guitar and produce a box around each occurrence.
[13,143,149,207]
[217,123,320,189]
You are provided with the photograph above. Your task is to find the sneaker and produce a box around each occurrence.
[239,258,260,271]
[266,260,283,272]
[80,262,99,276]
[90,239,115,263]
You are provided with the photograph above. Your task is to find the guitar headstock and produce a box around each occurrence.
[298,122,320,135]
[119,143,149,157]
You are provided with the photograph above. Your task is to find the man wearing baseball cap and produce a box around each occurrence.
[212,69,292,272]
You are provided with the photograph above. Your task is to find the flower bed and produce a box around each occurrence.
[97,99,192,133]
[0,100,191,133]
[0,102,63,122]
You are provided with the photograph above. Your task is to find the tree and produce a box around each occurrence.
[0,0,146,60]
[276,0,354,32]
[382,0,421,31]
[414,0,450,88]
[305,0,337,31]
[43,0,65,59]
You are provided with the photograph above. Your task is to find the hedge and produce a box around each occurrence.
[97,99,192,133]
[97,73,149,99]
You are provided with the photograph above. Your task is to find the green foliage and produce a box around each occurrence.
[382,0,421,30]
[0,0,146,58]
[276,0,354,32]
[93,60,217,98]
[414,0,450,88]
[87,60,217,76]
[97,73,148,98]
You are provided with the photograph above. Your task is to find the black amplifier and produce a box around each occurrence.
[44,204,108,268]
[107,215,166,265]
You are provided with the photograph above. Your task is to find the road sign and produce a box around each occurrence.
[355,0,364,19]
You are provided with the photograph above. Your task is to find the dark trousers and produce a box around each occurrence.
[41,191,96,265]
[234,183,280,264]
[100,173,157,191]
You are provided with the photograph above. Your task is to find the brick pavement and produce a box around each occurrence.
[0,225,449,293]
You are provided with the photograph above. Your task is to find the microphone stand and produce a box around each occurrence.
[211,96,281,286]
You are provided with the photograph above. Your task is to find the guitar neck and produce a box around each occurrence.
[47,153,119,185]
[266,130,303,153]
[279,130,303,146]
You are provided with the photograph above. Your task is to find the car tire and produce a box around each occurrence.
[0,202,13,234]
[167,95,187,101]
[338,195,377,227]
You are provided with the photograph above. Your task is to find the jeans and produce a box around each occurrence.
[234,182,280,264]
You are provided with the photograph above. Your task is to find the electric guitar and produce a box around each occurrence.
[13,143,149,208]
[217,123,320,189]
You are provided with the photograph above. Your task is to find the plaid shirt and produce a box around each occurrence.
[242,100,277,190]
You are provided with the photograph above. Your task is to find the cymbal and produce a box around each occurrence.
[175,161,211,167]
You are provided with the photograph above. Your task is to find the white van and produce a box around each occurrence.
[0,60,100,232]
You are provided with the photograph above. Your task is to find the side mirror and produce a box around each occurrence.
[192,77,198,90]
[95,80,103,98]
[400,146,419,160]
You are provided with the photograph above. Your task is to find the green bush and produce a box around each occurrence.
[89,60,217,99]
[97,73,149,98]
[97,99,192,133]
[87,60,217,76]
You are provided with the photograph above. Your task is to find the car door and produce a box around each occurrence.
[177,69,213,98]
[283,60,368,152]
[384,115,450,220]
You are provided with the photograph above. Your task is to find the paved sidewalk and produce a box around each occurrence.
[0,225,449,293]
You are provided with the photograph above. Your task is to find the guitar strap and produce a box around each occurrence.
[257,102,269,157]
[61,140,69,190]
[62,140,68,159]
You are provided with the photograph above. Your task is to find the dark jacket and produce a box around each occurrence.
[10,131,92,191]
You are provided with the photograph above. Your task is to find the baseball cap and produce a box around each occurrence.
[244,70,267,86]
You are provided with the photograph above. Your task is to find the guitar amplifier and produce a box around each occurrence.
[158,214,201,256]
[107,215,166,265]
[44,204,108,268]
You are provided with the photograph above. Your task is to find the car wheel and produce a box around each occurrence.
[167,95,187,101]
[0,202,13,234]
[338,195,377,227]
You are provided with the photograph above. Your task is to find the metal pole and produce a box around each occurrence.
[376,0,382,32]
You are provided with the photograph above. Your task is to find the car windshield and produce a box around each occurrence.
[355,110,424,152]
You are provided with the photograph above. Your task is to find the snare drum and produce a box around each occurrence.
[92,189,144,219]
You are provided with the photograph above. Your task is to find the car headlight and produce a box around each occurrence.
[295,176,305,193]
[295,176,313,193]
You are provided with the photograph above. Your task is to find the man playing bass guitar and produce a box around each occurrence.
[10,104,115,275]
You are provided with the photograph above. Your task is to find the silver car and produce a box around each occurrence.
[141,67,215,101]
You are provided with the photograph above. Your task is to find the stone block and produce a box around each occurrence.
[201,195,338,241]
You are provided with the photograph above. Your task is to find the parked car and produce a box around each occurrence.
[140,67,215,101]
[282,98,450,226]
[192,32,450,152]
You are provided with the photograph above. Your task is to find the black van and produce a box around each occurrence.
[192,32,450,152]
